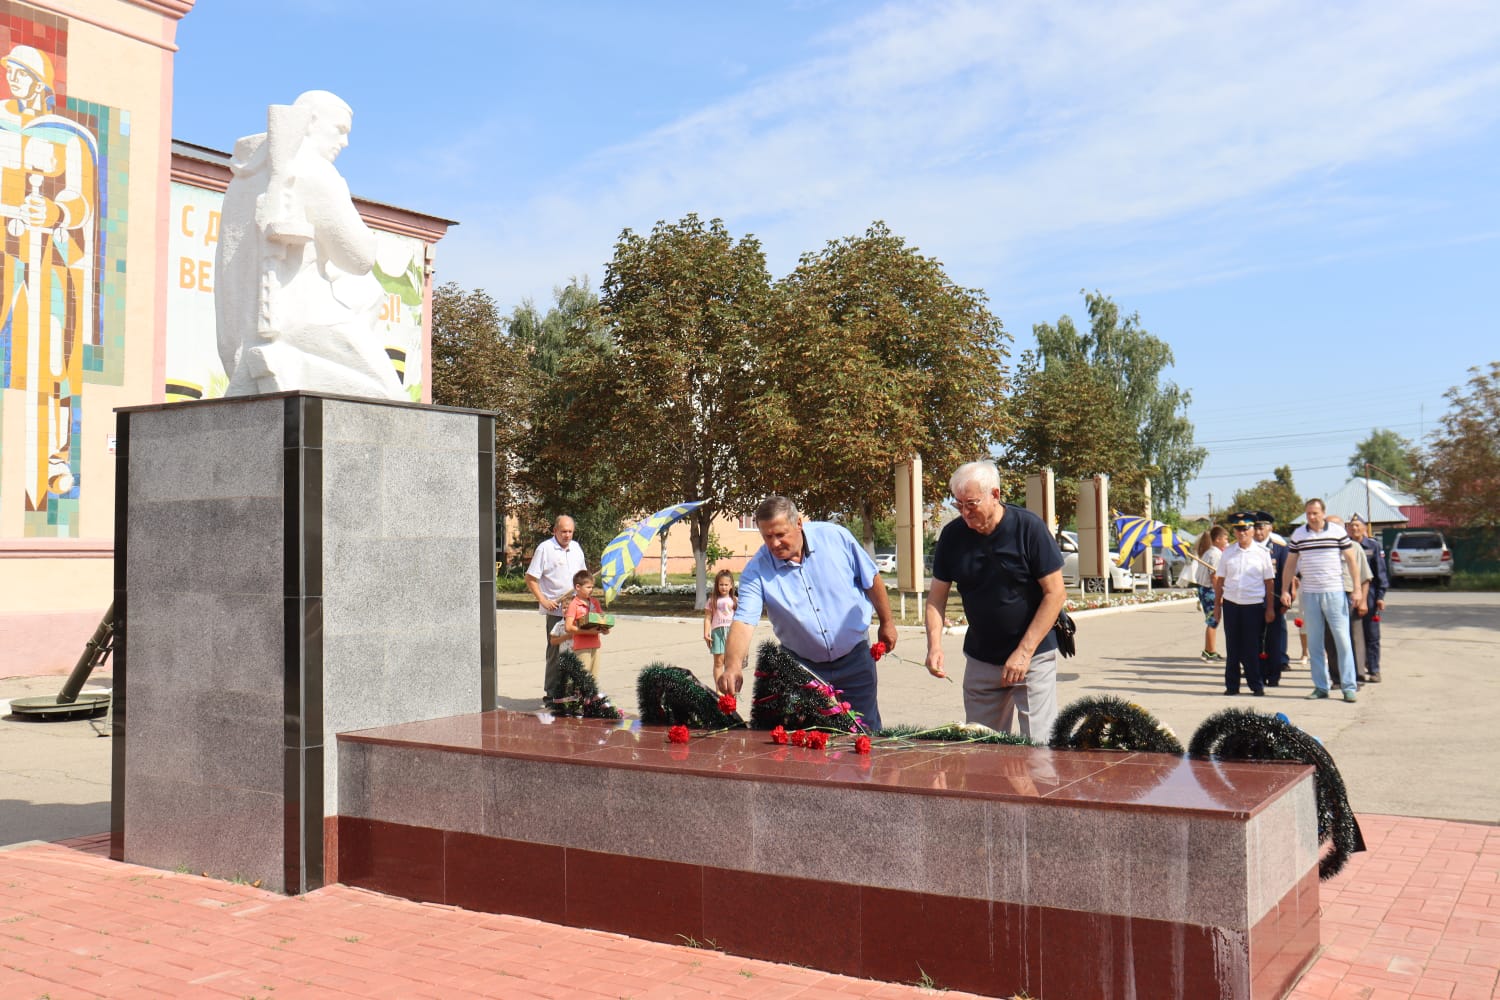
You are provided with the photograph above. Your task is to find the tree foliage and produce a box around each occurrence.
[1348,428,1417,487]
[1003,350,1144,524]
[1229,465,1302,529]
[537,214,771,605]
[1031,291,1205,514]
[1415,362,1500,529]
[742,222,1011,543]
[509,279,629,560]
[430,282,532,565]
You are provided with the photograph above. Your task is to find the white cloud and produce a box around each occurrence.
[441,0,1500,310]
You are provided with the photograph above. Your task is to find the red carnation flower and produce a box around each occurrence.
[791,729,807,747]
[1371,614,1380,622]
[770,725,788,745]
[855,735,872,754]
[871,641,888,661]
[667,725,690,744]
[807,731,828,749]
[717,693,737,714]
[1259,652,1268,660]
[1293,618,1304,628]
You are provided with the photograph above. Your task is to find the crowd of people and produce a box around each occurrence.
[520,484,1388,740]
[1189,500,1387,701]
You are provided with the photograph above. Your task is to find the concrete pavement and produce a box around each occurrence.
[2,588,1497,999]
[2,589,1496,848]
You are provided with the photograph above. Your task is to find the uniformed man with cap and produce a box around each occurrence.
[1252,511,1291,686]
[1213,511,1276,696]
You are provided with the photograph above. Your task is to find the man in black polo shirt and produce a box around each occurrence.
[923,460,1066,740]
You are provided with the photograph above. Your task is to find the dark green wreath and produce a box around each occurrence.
[636,663,744,728]
[1188,709,1365,880]
[546,651,622,720]
[878,723,1033,746]
[749,641,867,732]
[1049,695,1185,754]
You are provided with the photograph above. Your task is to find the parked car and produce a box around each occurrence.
[1387,530,1453,585]
[874,552,897,574]
[1152,542,1193,587]
[1057,531,1139,591]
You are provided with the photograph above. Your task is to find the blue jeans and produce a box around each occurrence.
[1303,590,1357,694]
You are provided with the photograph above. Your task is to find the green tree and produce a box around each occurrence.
[1229,465,1302,529]
[540,214,772,607]
[1004,350,1145,524]
[510,279,630,562]
[1415,362,1500,529]
[743,222,1011,546]
[1032,291,1205,513]
[430,282,531,568]
[1348,428,1417,487]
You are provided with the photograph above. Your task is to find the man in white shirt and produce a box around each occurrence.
[1213,513,1276,696]
[1282,499,1364,702]
[525,516,587,700]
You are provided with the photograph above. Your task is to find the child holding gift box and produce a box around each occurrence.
[563,569,610,677]
[703,569,738,688]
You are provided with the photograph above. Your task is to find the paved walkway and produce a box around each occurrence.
[0,813,1495,999]
[5,590,1499,997]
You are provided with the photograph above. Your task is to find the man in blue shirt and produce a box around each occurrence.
[719,496,898,730]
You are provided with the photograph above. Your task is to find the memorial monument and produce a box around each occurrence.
[114,92,494,895]
[214,90,408,400]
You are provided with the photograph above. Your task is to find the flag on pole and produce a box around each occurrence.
[597,501,707,604]
[1113,512,1195,567]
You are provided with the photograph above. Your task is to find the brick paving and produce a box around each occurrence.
[0,815,1495,1000]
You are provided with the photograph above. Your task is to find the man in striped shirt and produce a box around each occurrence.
[1281,498,1366,702]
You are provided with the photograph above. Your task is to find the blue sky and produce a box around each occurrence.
[173,1,1500,516]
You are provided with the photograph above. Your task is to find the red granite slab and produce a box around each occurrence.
[444,831,566,925]
[701,866,863,977]
[565,847,704,946]
[338,816,443,903]
[339,710,1311,818]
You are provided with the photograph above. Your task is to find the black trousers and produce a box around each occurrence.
[1223,600,1267,695]
[1261,609,1289,685]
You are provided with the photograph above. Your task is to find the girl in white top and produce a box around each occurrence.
[703,570,738,688]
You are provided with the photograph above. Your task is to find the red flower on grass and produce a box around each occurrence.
[717,693,738,714]
[871,641,888,661]
[855,735,872,754]
[770,725,788,745]
[807,731,829,749]
[667,725,691,744]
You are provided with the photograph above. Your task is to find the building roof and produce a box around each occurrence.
[1293,477,1418,525]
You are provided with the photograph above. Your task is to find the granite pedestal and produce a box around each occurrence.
[337,712,1322,1000]
[112,392,496,893]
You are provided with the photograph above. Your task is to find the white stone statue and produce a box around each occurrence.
[215,90,410,400]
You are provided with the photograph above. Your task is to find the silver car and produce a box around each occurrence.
[1057,530,1139,591]
[1388,530,1453,584]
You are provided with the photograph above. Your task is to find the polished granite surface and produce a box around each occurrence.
[342,710,1309,818]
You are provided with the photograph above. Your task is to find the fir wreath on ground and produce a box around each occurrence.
[546,651,623,719]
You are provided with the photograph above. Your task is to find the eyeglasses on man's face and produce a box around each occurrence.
[953,496,991,513]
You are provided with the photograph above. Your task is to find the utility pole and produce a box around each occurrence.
[1364,462,1372,525]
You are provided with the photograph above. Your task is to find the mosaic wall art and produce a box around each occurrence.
[0,2,130,538]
